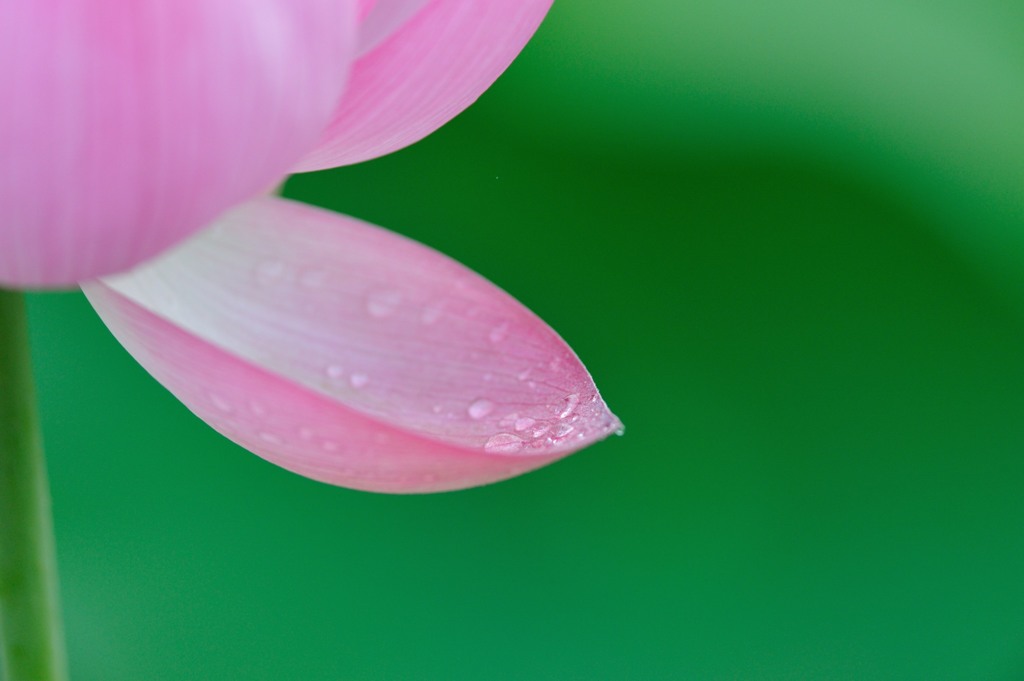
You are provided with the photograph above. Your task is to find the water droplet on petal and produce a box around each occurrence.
[517,368,531,381]
[300,269,328,288]
[326,364,345,380]
[249,401,267,417]
[488,322,510,344]
[349,373,369,389]
[514,417,536,432]
[484,433,524,454]
[420,303,444,325]
[431,404,444,414]
[210,393,232,412]
[255,261,287,286]
[532,424,551,438]
[259,431,283,445]
[557,393,580,419]
[468,398,495,420]
[366,289,402,318]
[555,423,575,438]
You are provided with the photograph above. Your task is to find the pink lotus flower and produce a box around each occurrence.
[2,0,621,492]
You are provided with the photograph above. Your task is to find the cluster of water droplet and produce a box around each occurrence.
[324,363,370,390]
[479,391,621,454]
[240,268,625,459]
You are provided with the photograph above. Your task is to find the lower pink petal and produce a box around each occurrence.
[83,198,621,493]
[0,1,356,287]
[295,0,553,171]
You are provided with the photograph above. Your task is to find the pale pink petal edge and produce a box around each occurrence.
[295,0,553,170]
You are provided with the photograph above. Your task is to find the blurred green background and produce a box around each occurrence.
[23,1,1024,679]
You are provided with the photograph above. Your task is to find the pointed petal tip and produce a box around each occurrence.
[86,197,620,493]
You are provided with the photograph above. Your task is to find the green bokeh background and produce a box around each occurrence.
[21,2,1024,679]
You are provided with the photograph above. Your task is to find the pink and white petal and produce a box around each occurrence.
[294,0,553,171]
[0,1,356,288]
[356,0,432,56]
[357,0,378,21]
[83,197,621,493]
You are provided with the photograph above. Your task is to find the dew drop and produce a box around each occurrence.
[431,404,444,414]
[488,322,510,344]
[557,393,580,419]
[420,303,444,325]
[349,373,369,389]
[255,260,287,286]
[517,368,532,381]
[248,400,267,417]
[514,417,536,432]
[209,393,233,413]
[300,269,328,288]
[326,364,345,380]
[468,398,495,420]
[555,423,575,438]
[484,433,524,454]
[532,424,551,438]
[366,289,402,318]
[259,431,283,445]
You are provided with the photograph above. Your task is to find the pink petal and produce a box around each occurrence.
[356,0,432,56]
[358,0,378,21]
[0,1,356,288]
[83,198,621,493]
[294,0,553,171]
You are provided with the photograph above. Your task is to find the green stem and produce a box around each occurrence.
[0,289,67,681]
